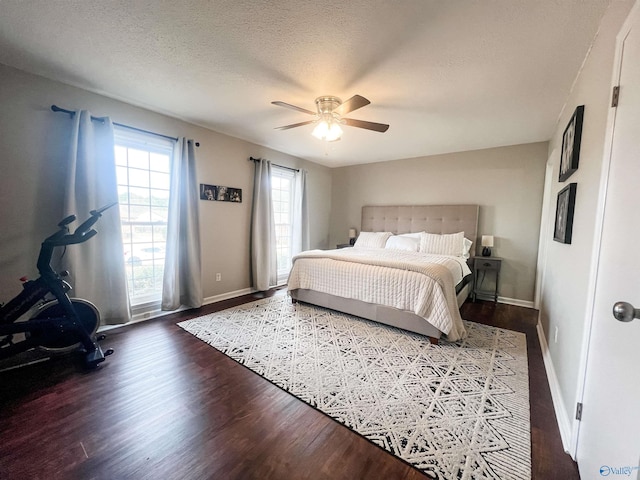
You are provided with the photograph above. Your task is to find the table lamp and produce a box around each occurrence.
[481,235,494,257]
[349,228,357,245]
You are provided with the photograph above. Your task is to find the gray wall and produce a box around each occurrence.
[329,142,549,303]
[538,0,635,431]
[0,64,332,303]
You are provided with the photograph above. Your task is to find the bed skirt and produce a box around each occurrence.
[289,282,471,342]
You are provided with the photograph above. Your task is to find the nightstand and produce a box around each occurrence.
[472,257,502,303]
[336,243,352,249]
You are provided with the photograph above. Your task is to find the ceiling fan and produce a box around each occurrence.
[271,95,389,142]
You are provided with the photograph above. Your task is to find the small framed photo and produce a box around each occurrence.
[559,105,584,182]
[200,184,217,201]
[229,188,242,203]
[554,183,577,244]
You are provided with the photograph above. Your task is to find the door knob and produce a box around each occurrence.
[612,301,640,322]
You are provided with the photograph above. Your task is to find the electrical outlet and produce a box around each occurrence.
[554,326,559,343]
[216,273,221,282]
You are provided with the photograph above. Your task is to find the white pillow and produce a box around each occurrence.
[385,235,420,252]
[462,237,473,259]
[354,231,393,249]
[419,231,465,256]
[398,232,424,239]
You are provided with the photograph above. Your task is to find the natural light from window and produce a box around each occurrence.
[114,128,173,305]
[272,167,295,283]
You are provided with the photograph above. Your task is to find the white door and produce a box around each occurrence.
[576,3,640,478]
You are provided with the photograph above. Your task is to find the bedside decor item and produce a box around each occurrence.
[554,183,577,244]
[472,256,502,302]
[481,235,494,257]
[348,228,357,245]
[559,105,584,182]
[200,184,242,203]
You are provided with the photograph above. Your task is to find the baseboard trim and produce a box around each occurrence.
[537,319,572,453]
[203,287,257,306]
[99,287,259,332]
[100,304,190,331]
[499,296,535,308]
[471,294,535,308]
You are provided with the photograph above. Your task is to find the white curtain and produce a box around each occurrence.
[250,158,277,291]
[292,169,310,256]
[162,138,202,310]
[63,110,131,325]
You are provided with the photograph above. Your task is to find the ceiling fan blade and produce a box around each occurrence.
[342,118,389,133]
[275,120,316,130]
[334,95,370,115]
[271,101,316,116]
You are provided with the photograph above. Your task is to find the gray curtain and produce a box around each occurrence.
[292,169,310,255]
[250,158,277,291]
[162,138,202,310]
[63,110,131,325]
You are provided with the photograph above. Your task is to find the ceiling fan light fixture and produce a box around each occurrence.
[312,118,342,142]
[273,94,388,139]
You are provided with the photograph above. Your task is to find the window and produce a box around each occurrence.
[272,166,295,283]
[114,128,173,305]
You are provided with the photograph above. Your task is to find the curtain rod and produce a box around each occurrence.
[249,156,299,172]
[51,105,200,147]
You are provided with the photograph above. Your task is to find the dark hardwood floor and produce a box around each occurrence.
[0,291,579,479]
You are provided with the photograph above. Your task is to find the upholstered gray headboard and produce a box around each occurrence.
[361,204,479,252]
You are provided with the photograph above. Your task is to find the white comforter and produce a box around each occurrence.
[287,247,470,341]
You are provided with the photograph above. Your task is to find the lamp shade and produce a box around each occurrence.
[481,235,494,247]
[348,228,357,238]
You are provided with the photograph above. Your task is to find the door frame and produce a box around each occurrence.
[570,0,639,459]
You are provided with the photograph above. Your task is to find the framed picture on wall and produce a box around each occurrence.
[553,183,577,244]
[200,184,217,201]
[200,184,242,203]
[558,105,584,182]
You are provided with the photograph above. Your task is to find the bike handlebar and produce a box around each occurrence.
[37,202,117,276]
[44,202,117,247]
[73,212,102,237]
[58,214,76,228]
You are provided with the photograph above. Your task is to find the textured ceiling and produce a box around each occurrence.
[0,0,611,167]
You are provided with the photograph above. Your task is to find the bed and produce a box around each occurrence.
[287,205,479,343]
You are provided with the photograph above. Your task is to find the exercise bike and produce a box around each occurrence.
[0,203,116,369]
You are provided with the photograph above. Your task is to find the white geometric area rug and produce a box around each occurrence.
[178,296,531,479]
